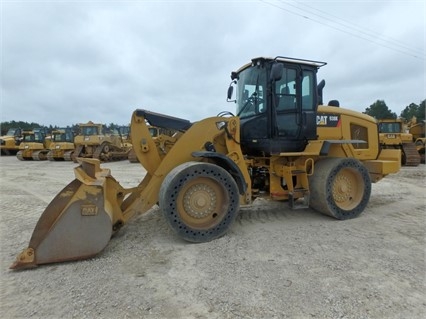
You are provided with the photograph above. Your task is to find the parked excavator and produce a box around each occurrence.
[47,128,75,161]
[16,128,51,161]
[71,122,130,162]
[0,128,23,155]
[11,56,401,270]
[378,119,420,166]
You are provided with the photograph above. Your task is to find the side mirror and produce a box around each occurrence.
[270,63,284,81]
[227,80,236,102]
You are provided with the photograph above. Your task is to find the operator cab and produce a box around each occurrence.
[228,57,326,156]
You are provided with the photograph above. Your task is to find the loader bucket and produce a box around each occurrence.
[10,167,116,270]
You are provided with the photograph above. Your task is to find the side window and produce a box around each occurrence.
[274,68,298,137]
[351,124,369,149]
[302,70,315,110]
[275,68,296,111]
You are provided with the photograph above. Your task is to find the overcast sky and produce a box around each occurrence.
[1,0,425,127]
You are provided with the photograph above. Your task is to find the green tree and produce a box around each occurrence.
[420,100,426,121]
[0,121,43,135]
[364,100,397,119]
[400,100,425,122]
[400,102,419,120]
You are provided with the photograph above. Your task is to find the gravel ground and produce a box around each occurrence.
[0,156,425,319]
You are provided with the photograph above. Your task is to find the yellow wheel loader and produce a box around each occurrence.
[11,57,401,270]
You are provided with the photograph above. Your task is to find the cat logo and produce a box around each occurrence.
[316,113,341,127]
[317,115,328,125]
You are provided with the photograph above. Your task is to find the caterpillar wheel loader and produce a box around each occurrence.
[16,128,51,161]
[0,128,23,155]
[378,119,420,166]
[71,122,130,162]
[11,57,401,270]
[47,128,75,161]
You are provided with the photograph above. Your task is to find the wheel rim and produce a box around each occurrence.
[332,168,364,210]
[176,177,228,229]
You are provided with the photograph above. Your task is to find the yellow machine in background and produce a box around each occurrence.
[117,126,132,149]
[116,126,133,160]
[378,119,420,166]
[16,128,51,161]
[128,125,177,162]
[0,128,22,155]
[11,57,400,270]
[72,122,130,162]
[47,128,75,161]
[407,118,425,163]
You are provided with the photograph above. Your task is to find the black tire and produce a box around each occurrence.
[159,161,240,242]
[309,157,371,220]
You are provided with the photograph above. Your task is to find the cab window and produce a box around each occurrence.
[302,70,315,110]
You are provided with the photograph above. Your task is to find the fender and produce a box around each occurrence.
[192,151,247,195]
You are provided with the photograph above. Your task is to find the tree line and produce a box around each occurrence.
[0,122,125,136]
[1,100,425,136]
[364,99,425,121]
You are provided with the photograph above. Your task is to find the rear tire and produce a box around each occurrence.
[309,158,371,220]
[159,161,240,242]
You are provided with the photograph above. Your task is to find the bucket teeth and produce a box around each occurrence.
[10,248,37,270]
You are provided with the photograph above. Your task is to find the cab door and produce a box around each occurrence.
[272,66,318,151]
[300,68,317,140]
[274,66,299,139]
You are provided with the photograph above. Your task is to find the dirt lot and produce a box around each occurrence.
[0,156,425,319]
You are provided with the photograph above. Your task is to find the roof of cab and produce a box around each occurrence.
[234,56,327,74]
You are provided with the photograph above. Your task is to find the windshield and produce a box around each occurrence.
[82,126,99,136]
[53,131,73,142]
[119,127,130,136]
[54,133,65,142]
[6,128,17,136]
[23,134,35,142]
[24,131,43,142]
[379,122,401,133]
[236,66,267,118]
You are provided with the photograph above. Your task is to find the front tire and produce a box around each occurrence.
[159,161,240,242]
[309,158,371,220]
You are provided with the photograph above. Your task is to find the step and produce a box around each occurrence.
[288,188,310,209]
